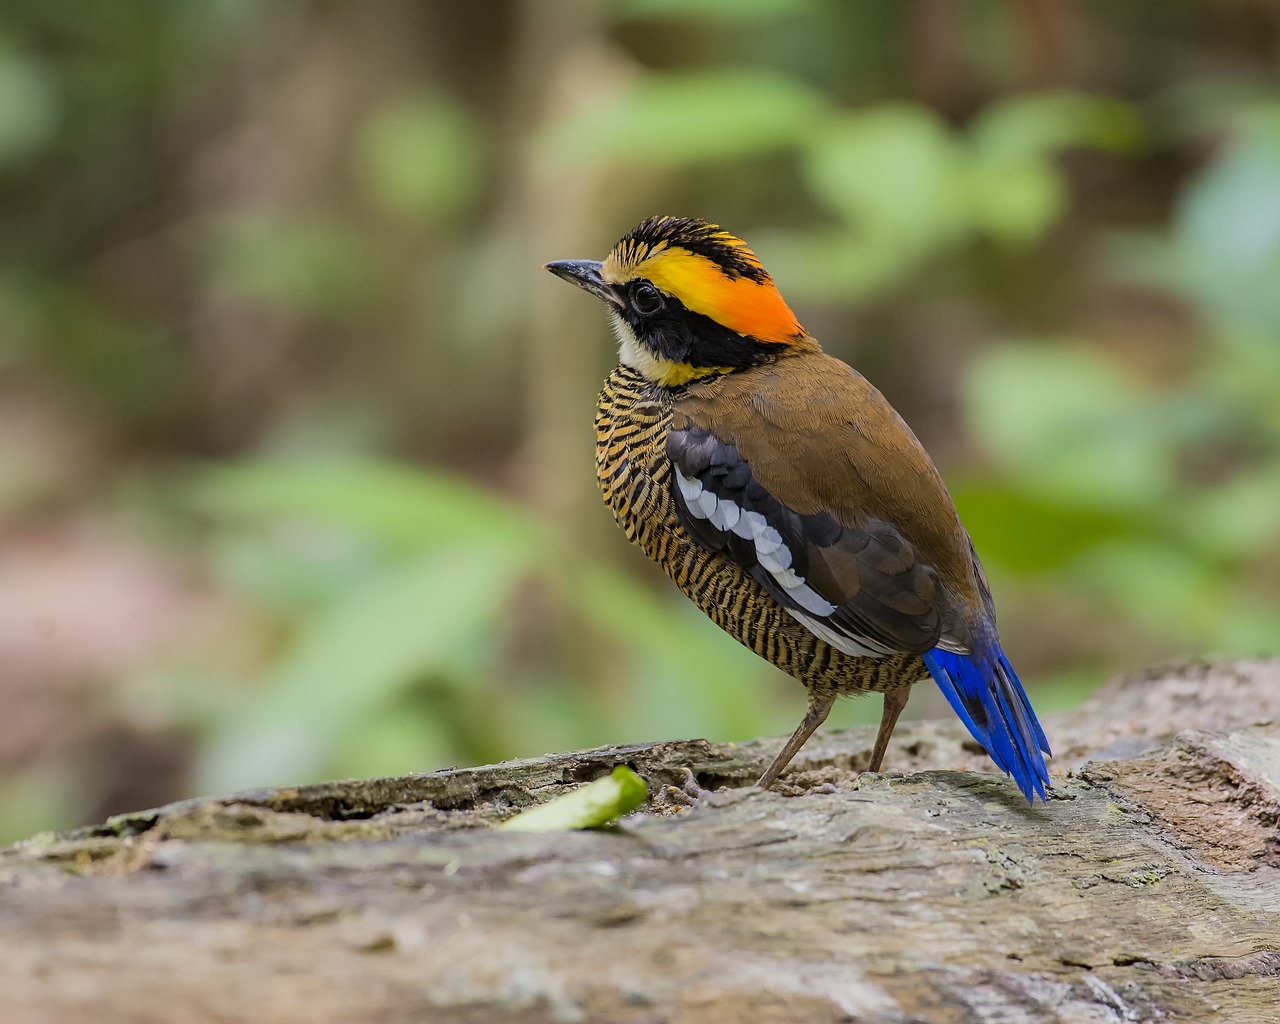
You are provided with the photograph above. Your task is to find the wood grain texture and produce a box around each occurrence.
[2,659,1279,1023]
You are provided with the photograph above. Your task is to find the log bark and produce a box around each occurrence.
[3,659,1280,1023]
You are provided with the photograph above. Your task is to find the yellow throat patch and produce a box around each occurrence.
[608,312,733,387]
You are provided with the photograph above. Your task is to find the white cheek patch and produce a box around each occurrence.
[611,312,668,383]
[675,467,839,621]
[611,312,642,369]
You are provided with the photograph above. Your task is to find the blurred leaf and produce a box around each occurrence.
[514,683,615,759]
[970,92,1143,162]
[0,45,57,166]
[1167,465,1280,560]
[211,528,382,615]
[328,710,456,781]
[499,766,647,832]
[541,69,825,166]
[1152,79,1280,143]
[617,0,813,19]
[1103,227,1190,296]
[196,544,518,793]
[0,768,79,847]
[1211,602,1280,656]
[951,484,1137,573]
[1066,539,1220,640]
[571,559,753,690]
[26,284,186,425]
[0,274,33,364]
[964,343,1173,507]
[1202,328,1280,436]
[194,459,543,557]
[968,155,1064,244]
[1115,108,1280,334]
[1027,667,1111,714]
[968,93,1141,244]
[798,94,1142,282]
[1174,105,1280,332]
[747,227,917,301]
[200,213,381,318]
[805,105,967,254]
[569,560,784,742]
[353,93,482,224]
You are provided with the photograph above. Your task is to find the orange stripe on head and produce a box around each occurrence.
[637,248,802,346]
[602,218,804,346]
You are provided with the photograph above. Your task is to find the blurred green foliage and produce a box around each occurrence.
[187,458,778,793]
[0,1,1278,839]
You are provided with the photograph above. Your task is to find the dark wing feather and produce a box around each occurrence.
[667,421,943,658]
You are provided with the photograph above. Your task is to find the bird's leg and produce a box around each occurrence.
[663,766,716,807]
[867,686,911,772]
[756,692,837,789]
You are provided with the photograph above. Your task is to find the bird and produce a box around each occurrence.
[544,216,1051,801]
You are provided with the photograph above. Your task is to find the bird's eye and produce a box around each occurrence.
[630,282,664,316]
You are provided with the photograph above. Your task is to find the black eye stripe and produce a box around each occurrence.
[620,289,782,371]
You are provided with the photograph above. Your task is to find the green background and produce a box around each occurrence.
[1,0,1278,842]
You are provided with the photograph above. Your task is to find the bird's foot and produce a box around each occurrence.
[662,766,719,809]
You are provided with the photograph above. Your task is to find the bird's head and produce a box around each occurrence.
[544,216,805,387]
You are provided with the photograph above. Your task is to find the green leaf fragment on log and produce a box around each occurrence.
[498,767,648,832]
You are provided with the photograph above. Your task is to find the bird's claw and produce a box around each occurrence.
[663,766,717,808]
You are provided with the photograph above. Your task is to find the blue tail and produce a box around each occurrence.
[922,644,1051,803]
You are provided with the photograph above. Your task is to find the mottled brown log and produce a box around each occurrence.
[3,659,1279,1023]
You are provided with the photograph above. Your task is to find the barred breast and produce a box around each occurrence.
[594,364,923,697]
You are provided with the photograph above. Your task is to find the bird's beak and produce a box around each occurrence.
[543,260,624,307]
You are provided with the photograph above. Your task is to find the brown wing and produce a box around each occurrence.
[670,345,979,657]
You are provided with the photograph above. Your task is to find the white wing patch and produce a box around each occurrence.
[675,467,845,624]
[787,609,894,658]
[676,469,704,505]
[709,498,740,532]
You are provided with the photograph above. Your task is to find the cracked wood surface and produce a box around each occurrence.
[3,659,1280,1023]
